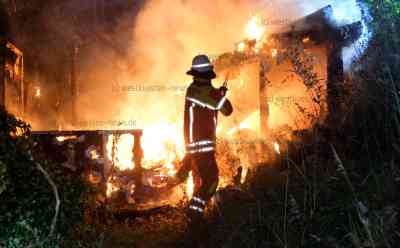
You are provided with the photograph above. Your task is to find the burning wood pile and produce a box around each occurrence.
[32,129,190,211]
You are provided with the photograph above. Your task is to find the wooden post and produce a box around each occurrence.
[326,41,344,127]
[133,131,144,202]
[20,55,25,116]
[70,45,78,125]
[259,59,269,138]
[0,39,5,108]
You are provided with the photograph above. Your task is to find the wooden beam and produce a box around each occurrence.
[326,41,344,126]
[259,59,269,138]
[0,39,5,107]
[282,5,334,34]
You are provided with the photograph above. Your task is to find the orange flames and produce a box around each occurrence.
[237,41,246,52]
[273,142,280,155]
[55,135,77,142]
[106,177,119,197]
[186,172,194,198]
[34,87,41,97]
[245,15,266,41]
[105,122,194,199]
[102,11,319,203]
[235,15,268,53]
[141,122,184,169]
[106,134,135,171]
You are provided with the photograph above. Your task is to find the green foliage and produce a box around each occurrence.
[0,160,8,195]
[344,0,400,160]
[0,105,88,247]
[0,105,31,195]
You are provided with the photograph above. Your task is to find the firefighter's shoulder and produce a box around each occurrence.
[186,84,213,98]
[186,84,223,109]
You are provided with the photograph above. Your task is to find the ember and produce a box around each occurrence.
[34,87,41,97]
[273,142,281,155]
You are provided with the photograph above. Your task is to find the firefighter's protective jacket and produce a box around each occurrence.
[183,80,233,154]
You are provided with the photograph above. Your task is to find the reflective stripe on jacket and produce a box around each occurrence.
[183,81,233,153]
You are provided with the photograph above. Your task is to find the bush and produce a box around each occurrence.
[0,106,88,247]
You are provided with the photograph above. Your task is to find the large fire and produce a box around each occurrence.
[141,122,184,168]
[105,122,192,199]
[104,13,292,202]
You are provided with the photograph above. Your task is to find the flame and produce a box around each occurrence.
[104,122,185,198]
[89,149,100,160]
[227,111,259,136]
[34,87,41,97]
[271,48,278,57]
[141,122,184,169]
[106,134,135,170]
[240,166,248,184]
[273,142,280,154]
[186,171,194,198]
[165,161,177,177]
[237,41,246,52]
[106,178,119,197]
[245,15,266,41]
[56,135,77,142]
[302,37,310,43]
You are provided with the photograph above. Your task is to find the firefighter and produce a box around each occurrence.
[169,54,233,242]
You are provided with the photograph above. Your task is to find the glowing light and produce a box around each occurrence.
[240,166,248,184]
[227,111,259,136]
[34,87,41,97]
[302,37,310,43]
[237,42,246,52]
[245,15,266,41]
[186,171,194,198]
[271,48,278,57]
[141,122,184,169]
[56,135,77,142]
[106,134,135,170]
[274,142,280,154]
[106,179,119,197]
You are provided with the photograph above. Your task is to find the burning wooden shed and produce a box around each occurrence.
[214,5,362,137]
[21,5,364,213]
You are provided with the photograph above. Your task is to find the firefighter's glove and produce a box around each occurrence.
[219,86,228,96]
[165,175,181,189]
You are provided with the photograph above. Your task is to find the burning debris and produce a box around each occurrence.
[32,129,193,211]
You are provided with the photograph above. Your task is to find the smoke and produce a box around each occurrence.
[294,0,371,69]
[127,0,369,83]
[113,0,370,125]
[69,0,371,131]
[19,0,371,131]
[114,0,265,127]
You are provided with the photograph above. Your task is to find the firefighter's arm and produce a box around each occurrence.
[186,85,232,115]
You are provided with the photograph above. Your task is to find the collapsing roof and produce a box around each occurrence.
[213,5,362,134]
[274,5,362,46]
[214,5,362,71]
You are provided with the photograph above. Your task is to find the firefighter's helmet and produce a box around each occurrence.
[186,54,216,79]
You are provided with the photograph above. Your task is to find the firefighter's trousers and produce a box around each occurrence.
[177,151,219,217]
